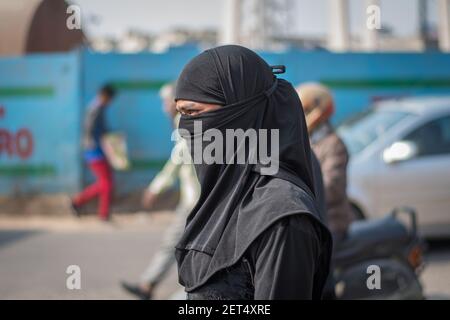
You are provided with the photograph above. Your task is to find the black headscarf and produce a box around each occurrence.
[174,45,330,291]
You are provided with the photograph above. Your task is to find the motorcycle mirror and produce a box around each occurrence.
[383,141,418,164]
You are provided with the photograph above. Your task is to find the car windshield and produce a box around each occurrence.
[337,108,411,155]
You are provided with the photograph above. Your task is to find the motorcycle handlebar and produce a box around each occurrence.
[391,206,418,236]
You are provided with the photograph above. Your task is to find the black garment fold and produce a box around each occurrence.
[187,214,326,300]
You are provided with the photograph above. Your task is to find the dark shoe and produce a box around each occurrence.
[70,201,82,218]
[121,282,152,300]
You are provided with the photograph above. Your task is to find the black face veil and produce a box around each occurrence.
[174,45,329,291]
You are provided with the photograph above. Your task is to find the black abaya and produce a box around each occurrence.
[174,45,332,299]
[187,214,327,300]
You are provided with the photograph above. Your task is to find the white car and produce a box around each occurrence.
[338,96,450,238]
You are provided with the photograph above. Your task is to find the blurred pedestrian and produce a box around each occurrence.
[121,83,200,300]
[71,84,116,221]
[173,45,332,300]
[296,82,352,241]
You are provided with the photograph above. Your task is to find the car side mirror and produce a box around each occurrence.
[383,141,418,164]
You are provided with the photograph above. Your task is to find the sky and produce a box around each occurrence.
[69,0,438,39]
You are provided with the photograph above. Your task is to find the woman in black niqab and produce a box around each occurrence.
[174,45,332,300]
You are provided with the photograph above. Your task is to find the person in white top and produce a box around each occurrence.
[121,83,200,299]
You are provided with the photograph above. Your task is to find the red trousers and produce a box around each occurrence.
[73,159,113,219]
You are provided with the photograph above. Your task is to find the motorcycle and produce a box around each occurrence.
[332,207,425,300]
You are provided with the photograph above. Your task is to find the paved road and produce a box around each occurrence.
[0,213,182,300]
[423,240,450,299]
[0,213,449,300]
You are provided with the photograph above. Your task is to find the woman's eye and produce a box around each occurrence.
[183,109,197,116]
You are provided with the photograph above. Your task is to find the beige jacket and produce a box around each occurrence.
[310,123,352,236]
[148,138,200,211]
[148,115,200,211]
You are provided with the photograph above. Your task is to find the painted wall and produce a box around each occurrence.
[0,52,81,194]
[260,50,450,124]
[1,48,450,194]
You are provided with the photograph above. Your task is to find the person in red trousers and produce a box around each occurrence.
[71,84,117,221]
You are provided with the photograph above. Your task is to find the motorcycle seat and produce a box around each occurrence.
[348,214,408,242]
[334,214,410,263]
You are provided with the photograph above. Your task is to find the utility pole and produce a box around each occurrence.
[328,0,350,52]
[222,0,290,50]
[362,0,380,51]
[219,0,242,45]
[437,0,450,52]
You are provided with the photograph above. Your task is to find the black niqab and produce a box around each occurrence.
[175,45,331,291]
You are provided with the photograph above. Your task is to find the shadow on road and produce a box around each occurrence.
[0,230,42,249]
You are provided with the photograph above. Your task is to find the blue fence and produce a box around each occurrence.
[1,48,450,194]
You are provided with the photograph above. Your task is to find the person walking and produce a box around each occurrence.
[121,83,200,299]
[296,82,353,241]
[71,84,116,221]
